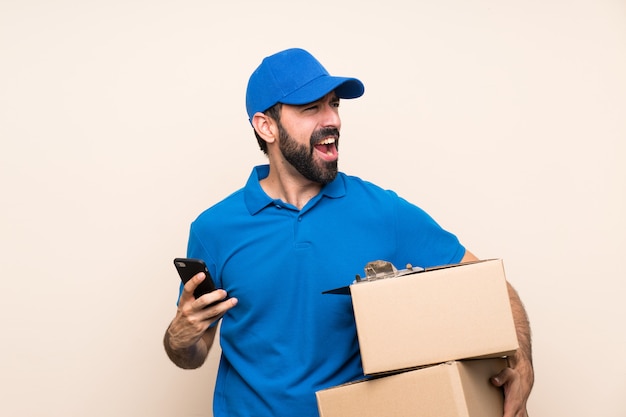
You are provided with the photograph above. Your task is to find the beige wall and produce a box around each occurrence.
[1,1,625,416]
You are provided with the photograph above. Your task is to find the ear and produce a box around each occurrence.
[251,112,277,145]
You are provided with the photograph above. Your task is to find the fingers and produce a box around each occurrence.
[195,287,225,307]
[491,367,529,417]
[170,291,236,351]
[195,289,237,314]
[181,283,237,324]
[180,271,237,311]
[180,272,207,302]
[490,366,514,387]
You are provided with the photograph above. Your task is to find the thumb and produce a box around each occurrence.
[491,367,513,387]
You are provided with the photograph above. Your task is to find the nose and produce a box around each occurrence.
[320,103,341,129]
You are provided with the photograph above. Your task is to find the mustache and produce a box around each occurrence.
[310,127,340,147]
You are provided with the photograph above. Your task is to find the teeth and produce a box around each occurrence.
[318,138,336,145]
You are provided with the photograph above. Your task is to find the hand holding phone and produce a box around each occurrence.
[173,258,217,300]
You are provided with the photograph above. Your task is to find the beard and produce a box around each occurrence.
[277,123,340,185]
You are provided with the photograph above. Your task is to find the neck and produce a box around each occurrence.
[260,163,322,210]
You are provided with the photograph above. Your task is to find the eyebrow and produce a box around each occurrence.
[298,93,340,108]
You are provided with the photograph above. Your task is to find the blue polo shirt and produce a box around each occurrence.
[186,165,465,417]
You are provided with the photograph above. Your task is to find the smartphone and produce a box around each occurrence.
[173,258,217,299]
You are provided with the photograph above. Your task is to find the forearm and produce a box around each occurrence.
[507,282,534,388]
[163,324,215,369]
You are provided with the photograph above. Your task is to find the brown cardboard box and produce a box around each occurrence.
[348,259,518,374]
[316,359,507,417]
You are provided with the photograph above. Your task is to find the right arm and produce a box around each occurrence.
[163,272,238,369]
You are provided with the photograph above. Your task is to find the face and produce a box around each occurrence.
[275,93,342,185]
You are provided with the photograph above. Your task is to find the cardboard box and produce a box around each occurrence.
[333,259,518,374]
[316,359,507,417]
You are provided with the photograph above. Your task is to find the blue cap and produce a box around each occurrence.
[245,48,364,122]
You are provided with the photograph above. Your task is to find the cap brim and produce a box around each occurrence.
[279,76,364,105]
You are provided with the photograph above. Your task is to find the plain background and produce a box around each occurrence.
[1,0,625,416]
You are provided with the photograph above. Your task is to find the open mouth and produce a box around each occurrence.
[313,137,338,161]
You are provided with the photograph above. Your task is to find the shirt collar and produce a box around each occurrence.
[244,165,346,215]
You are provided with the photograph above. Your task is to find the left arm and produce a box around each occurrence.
[461,251,534,417]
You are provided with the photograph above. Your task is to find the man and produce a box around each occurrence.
[164,48,534,417]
